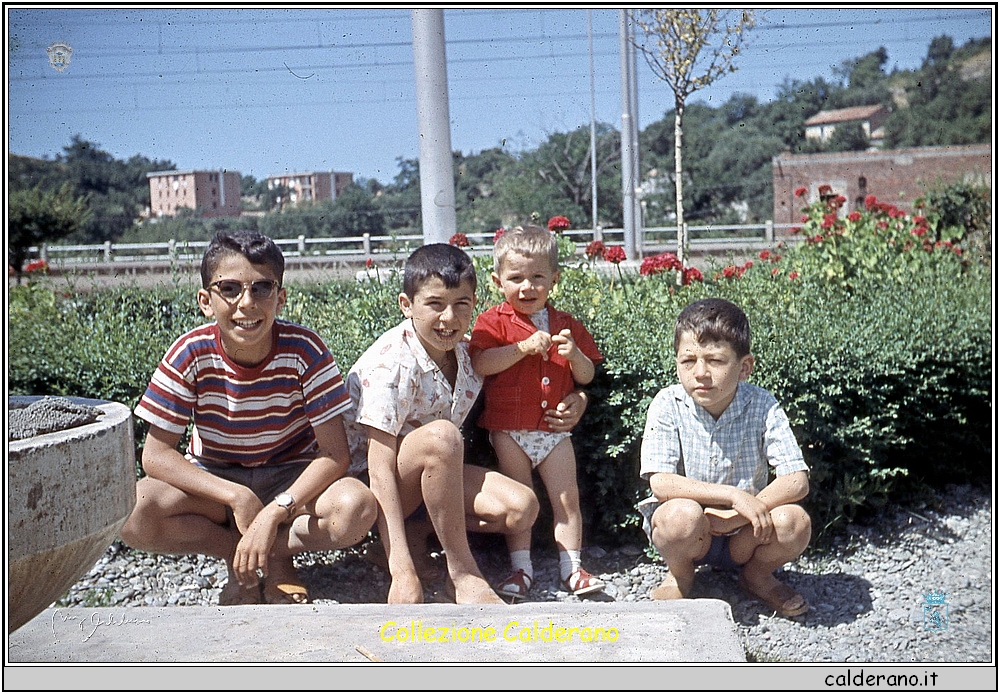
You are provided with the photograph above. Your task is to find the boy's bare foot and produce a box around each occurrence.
[387,573,424,604]
[451,574,505,605]
[650,570,686,600]
[218,579,262,605]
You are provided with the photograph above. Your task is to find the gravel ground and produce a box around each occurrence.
[59,482,993,662]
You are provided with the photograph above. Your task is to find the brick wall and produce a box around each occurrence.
[772,144,992,226]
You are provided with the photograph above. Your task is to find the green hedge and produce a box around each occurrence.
[8,227,990,549]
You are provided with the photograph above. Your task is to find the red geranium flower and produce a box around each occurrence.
[794,186,808,198]
[602,245,626,264]
[758,250,771,261]
[788,271,800,280]
[449,233,469,247]
[24,259,48,273]
[818,184,833,196]
[639,252,681,276]
[493,228,506,243]
[585,240,606,259]
[682,266,703,285]
[547,215,571,233]
[864,194,878,210]
[847,211,862,222]
[365,258,374,269]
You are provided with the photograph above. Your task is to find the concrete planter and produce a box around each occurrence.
[7,397,136,633]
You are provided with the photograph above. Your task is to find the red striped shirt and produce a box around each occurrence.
[135,320,350,467]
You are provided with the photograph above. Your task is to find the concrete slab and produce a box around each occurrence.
[8,599,745,663]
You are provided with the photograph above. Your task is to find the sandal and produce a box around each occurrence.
[495,569,532,601]
[263,580,311,605]
[561,568,606,596]
[738,575,808,618]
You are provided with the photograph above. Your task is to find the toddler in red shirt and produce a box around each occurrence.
[470,224,606,600]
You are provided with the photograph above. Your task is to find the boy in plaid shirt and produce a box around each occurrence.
[639,298,811,617]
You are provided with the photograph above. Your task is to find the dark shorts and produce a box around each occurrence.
[696,534,743,571]
[192,459,309,506]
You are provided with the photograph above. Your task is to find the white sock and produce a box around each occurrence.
[559,549,582,580]
[510,550,533,581]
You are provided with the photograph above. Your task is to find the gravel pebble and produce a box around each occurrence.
[57,483,991,662]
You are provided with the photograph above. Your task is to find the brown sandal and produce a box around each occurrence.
[738,575,808,617]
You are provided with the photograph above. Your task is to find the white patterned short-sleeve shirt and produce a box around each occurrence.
[344,319,483,475]
[637,382,807,530]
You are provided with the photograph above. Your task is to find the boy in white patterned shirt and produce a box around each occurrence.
[639,298,811,617]
[344,243,587,604]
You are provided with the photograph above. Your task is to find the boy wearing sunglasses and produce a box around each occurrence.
[121,230,377,606]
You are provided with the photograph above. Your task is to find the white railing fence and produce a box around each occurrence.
[28,222,801,270]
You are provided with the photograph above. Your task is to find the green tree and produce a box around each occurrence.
[8,184,91,282]
[882,37,991,148]
[633,9,756,278]
[833,48,890,108]
[376,157,422,233]
[454,147,517,232]
[57,135,175,243]
[326,184,386,237]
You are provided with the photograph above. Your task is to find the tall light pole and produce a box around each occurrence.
[619,10,641,260]
[588,10,598,236]
[411,9,456,245]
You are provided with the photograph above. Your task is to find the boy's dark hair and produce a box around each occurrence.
[674,298,751,357]
[403,243,477,298]
[200,230,285,287]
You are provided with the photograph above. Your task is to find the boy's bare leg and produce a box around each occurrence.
[280,477,377,554]
[535,438,583,554]
[649,498,712,600]
[121,476,259,603]
[729,504,811,602]
[395,420,506,604]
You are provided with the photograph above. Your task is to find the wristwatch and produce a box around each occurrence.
[274,492,296,519]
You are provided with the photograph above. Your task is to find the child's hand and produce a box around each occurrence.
[551,329,578,359]
[518,331,553,360]
[730,490,773,543]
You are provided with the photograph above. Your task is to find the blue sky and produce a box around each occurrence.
[6,6,993,186]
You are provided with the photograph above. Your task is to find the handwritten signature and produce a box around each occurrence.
[51,609,153,642]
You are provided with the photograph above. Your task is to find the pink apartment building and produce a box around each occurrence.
[147,169,242,218]
[265,171,353,205]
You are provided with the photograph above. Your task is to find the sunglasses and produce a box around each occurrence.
[209,279,280,302]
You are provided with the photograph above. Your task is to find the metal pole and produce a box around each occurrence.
[619,10,637,260]
[588,10,598,237]
[627,18,642,256]
[411,9,456,245]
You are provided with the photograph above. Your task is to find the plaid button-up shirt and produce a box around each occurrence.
[638,382,807,530]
